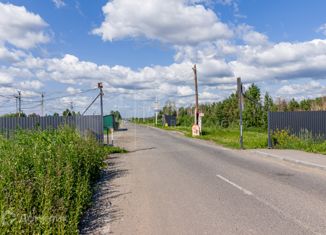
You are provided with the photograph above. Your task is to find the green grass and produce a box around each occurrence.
[272,130,326,155]
[199,127,267,149]
[104,145,128,154]
[0,127,124,234]
[136,120,326,155]
[151,124,268,149]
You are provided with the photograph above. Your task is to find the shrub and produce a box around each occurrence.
[272,129,326,154]
[0,127,110,234]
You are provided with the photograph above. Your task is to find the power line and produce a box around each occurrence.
[21,104,42,110]
[42,88,98,102]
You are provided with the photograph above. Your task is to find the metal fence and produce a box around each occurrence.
[268,111,326,147]
[0,115,103,142]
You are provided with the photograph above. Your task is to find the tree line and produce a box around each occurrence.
[0,109,122,119]
[159,84,326,129]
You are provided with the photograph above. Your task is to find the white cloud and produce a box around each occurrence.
[277,81,321,96]
[317,23,326,36]
[93,0,233,45]
[12,36,326,104]
[216,84,236,91]
[177,86,193,96]
[0,72,13,84]
[0,46,27,62]
[66,87,81,94]
[240,39,326,67]
[52,0,66,8]
[19,80,44,90]
[0,3,49,49]
[237,24,269,46]
[3,0,326,115]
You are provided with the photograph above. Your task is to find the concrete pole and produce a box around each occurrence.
[98,82,104,144]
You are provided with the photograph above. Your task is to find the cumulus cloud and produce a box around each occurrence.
[0,71,13,84]
[52,0,66,8]
[12,35,326,102]
[66,87,81,94]
[277,81,322,98]
[3,1,326,115]
[93,0,233,45]
[0,2,49,49]
[236,24,269,46]
[19,80,44,90]
[230,39,326,83]
[0,46,27,62]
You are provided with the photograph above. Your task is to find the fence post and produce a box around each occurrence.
[268,111,272,149]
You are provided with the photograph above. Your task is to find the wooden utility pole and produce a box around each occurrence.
[237,77,244,149]
[193,64,199,125]
[192,64,201,136]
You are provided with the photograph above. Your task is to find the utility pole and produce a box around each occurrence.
[98,82,104,144]
[237,77,244,149]
[18,91,22,117]
[193,64,199,125]
[98,82,104,118]
[192,64,200,136]
[41,92,44,116]
[70,101,74,113]
[154,96,159,125]
[15,95,18,113]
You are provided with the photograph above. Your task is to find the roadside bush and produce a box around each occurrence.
[0,127,111,234]
[272,129,326,154]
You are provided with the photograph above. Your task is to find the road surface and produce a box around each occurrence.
[81,122,326,235]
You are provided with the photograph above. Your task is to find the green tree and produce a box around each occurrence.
[243,84,263,127]
[63,109,72,117]
[2,112,26,117]
[110,110,122,121]
[300,99,312,111]
[262,92,275,128]
[177,107,193,126]
[288,98,300,111]
[28,113,40,117]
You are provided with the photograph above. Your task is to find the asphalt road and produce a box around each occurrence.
[82,122,326,235]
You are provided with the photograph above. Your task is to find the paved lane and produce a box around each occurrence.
[83,122,326,235]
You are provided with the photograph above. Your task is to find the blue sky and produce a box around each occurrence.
[0,0,326,117]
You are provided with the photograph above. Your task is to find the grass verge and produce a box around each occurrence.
[146,123,268,149]
[272,130,326,155]
[0,127,125,234]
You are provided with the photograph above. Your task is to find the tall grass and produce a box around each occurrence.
[273,129,326,154]
[0,127,115,234]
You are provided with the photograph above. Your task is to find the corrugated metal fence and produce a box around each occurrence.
[0,115,103,142]
[268,111,326,147]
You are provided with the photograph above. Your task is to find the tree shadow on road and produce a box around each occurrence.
[79,154,129,234]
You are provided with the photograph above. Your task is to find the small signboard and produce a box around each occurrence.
[192,124,200,136]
